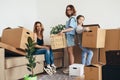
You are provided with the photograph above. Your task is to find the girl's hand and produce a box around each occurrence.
[59,30,64,35]
[85,27,90,32]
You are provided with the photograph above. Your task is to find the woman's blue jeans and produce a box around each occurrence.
[34,48,54,65]
[79,45,93,65]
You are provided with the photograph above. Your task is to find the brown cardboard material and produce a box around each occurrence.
[91,48,100,64]
[50,34,66,49]
[75,76,84,80]
[100,48,106,64]
[0,37,1,42]
[5,61,44,80]
[82,27,106,48]
[85,65,102,80]
[74,47,99,64]
[53,52,64,59]
[1,27,33,50]
[54,58,63,68]
[100,29,120,64]
[0,42,25,55]
[74,42,82,63]
[5,55,44,69]
[0,48,5,80]
[105,29,120,50]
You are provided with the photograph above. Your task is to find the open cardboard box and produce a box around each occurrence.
[1,27,33,50]
[82,24,106,48]
[84,64,102,80]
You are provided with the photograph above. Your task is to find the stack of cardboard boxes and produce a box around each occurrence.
[0,27,64,80]
[75,25,120,80]
[100,29,120,64]
[81,24,106,80]
[100,29,120,80]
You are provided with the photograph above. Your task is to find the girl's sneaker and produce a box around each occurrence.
[51,66,56,74]
[44,67,53,75]
[63,68,69,74]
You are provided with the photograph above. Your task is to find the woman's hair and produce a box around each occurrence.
[76,15,85,26]
[33,21,44,38]
[65,4,76,17]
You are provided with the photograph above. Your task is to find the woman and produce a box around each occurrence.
[60,4,77,73]
[33,21,56,75]
[76,15,93,65]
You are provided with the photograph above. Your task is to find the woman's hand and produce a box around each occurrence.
[43,46,50,50]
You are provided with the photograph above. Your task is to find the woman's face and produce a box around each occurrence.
[36,23,42,31]
[78,17,85,25]
[66,7,73,16]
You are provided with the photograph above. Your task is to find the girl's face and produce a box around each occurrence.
[36,23,42,31]
[77,17,85,25]
[66,7,73,16]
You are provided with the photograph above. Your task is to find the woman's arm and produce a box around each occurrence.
[33,33,49,50]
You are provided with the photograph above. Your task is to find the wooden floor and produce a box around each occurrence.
[20,68,84,80]
[37,68,84,80]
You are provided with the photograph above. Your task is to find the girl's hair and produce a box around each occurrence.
[66,4,76,17]
[76,15,85,26]
[33,21,44,38]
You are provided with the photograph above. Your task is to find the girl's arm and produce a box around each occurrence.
[76,27,90,34]
[60,17,76,34]
[61,27,73,33]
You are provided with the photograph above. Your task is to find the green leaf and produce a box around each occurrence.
[27,67,31,72]
[33,63,36,68]
[27,64,32,68]
[25,43,29,49]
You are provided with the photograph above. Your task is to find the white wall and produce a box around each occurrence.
[0,0,38,36]
[70,0,120,29]
[37,0,120,44]
[0,0,120,44]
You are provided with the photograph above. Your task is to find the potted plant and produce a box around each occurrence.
[50,24,66,49]
[50,24,65,34]
[24,37,37,80]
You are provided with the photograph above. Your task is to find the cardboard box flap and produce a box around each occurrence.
[3,27,12,30]
[86,64,101,68]
[83,24,100,28]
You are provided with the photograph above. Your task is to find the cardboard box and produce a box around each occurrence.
[105,29,120,50]
[5,55,44,68]
[50,34,66,49]
[82,26,106,48]
[75,76,84,80]
[85,65,102,80]
[100,48,106,64]
[0,37,1,42]
[91,48,100,64]
[73,45,99,64]
[0,42,25,55]
[100,29,120,64]
[0,48,5,80]
[74,45,82,63]
[53,52,64,59]
[1,27,33,50]
[69,64,84,76]
[5,61,44,80]
[54,58,63,68]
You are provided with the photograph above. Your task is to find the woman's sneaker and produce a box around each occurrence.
[51,66,56,74]
[44,67,53,75]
